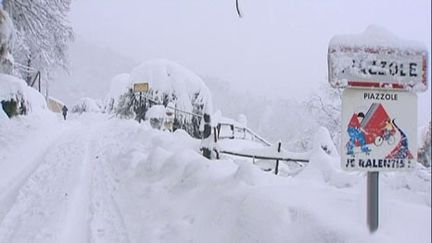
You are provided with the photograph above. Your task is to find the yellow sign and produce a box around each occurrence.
[133,83,149,93]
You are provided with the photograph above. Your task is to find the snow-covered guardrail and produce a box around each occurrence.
[216,123,271,147]
[218,140,310,175]
[219,150,309,164]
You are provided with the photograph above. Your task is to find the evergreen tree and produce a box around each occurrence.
[2,0,73,83]
[115,89,136,119]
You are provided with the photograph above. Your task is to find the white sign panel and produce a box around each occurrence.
[328,46,428,91]
[341,89,417,171]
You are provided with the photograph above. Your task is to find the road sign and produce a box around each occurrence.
[133,82,149,93]
[341,89,417,171]
[328,46,428,91]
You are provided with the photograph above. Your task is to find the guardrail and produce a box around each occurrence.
[218,140,309,175]
[216,123,271,147]
[219,150,309,164]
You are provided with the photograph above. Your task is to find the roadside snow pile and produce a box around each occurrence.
[298,127,361,188]
[71,97,102,114]
[90,119,429,243]
[0,74,47,118]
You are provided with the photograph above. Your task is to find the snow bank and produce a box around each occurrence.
[0,74,47,116]
[146,105,167,119]
[98,119,429,243]
[297,127,361,188]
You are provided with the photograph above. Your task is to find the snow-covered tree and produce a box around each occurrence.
[304,83,342,149]
[106,60,213,138]
[2,0,73,83]
[0,7,14,74]
[115,89,136,119]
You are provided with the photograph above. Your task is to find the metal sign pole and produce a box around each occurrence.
[139,92,142,123]
[367,171,379,233]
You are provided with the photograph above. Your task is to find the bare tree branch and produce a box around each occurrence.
[236,0,242,18]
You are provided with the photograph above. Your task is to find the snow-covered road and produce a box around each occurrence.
[0,115,130,243]
[0,113,430,243]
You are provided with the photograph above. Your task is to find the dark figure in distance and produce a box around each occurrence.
[62,105,68,120]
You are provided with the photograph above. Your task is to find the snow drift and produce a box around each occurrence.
[0,74,47,119]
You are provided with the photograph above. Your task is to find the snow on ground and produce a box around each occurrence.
[0,113,430,243]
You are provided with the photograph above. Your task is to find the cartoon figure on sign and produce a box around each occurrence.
[346,112,371,156]
[375,118,396,146]
[386,119,414,160]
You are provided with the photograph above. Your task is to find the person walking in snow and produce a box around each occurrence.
[62,105,68,120]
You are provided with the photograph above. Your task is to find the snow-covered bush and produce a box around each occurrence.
[0,73,47,118]
[418,122,431,167]
[106,59,213,138]
[71,97,102,114]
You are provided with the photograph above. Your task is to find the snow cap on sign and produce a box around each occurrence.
[329,25,426,50]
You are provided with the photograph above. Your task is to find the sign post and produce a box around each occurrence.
[328,27,428,233]
[367,171,379,232]
[133,82,149,123]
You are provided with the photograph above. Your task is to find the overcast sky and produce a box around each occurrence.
[70,0,431,125]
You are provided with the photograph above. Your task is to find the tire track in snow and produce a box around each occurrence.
[0,122,91,242]
[57,130,93,243]
[0,118,130,243]
[0,120,76,222]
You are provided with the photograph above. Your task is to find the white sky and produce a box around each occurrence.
[70,0,431,125]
